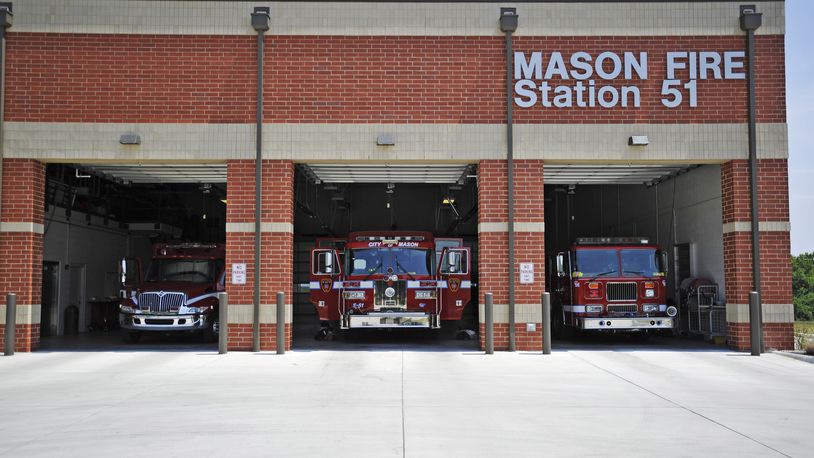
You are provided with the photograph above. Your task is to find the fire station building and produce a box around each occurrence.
[0,1,792,353]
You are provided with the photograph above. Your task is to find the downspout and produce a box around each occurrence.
[251,7,270,353]
[499,8,518,351]
[0,4,12,221]
[740,5,763,352]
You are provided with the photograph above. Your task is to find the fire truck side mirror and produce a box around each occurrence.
[555,254,566,277]
[314,251,336,275]
[658,251,669,274]
[120,258,127,284]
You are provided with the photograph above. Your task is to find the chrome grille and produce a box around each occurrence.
[138,292,186,313]
[374,280,406,310]
[606,282,637,301]
[608,304,637,313]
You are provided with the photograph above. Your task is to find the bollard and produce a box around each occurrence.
[5,293,16,356]
[276,292,285,355]
[218,292,228,355]
[749,291,761,356]
[485,292,494,355]
[542,292,551,355]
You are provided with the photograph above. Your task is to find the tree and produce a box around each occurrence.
[792,253,814,321]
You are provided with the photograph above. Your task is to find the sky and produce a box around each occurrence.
[787,0,814,254]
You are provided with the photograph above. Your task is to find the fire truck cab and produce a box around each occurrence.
[310,231,471,331]
[550,237,677,335]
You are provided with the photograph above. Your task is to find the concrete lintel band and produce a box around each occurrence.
[726,303,794,324]
[225,222,293,233]
[722,221,790,234]
[12,1,785,36]
[0,222,45,234]
[478,303,542,324]
[0,304,42,325]
[226,303,293,325]
[478,222,544,233]
[5,122,789,162]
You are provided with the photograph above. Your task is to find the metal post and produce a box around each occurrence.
[276,291,285,355]
[218,292,228,354]
[750,291,761,356]
[542,292,551,355]
[4,293,15,356]
[485,292,494,354]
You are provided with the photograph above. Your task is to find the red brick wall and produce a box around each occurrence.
[721,159,792,351]
[479,323,543,352]
[225,160,294,351]
[728,322,793,352]
[0,159,45,352]
[6,33,784,124]
[478,160,546,351]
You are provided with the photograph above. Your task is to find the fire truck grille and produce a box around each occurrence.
[374,280,407,310]
[138,292,186,313]
[607,304,637,313]
[606,282,637,301]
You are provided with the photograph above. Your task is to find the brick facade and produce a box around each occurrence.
[478,160,545,351]
[0,159,45,353]
[6,34,784,125]
[721,159,793,351]
[225,160,294,351]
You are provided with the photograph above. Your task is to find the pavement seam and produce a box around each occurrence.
[570,352,792,458]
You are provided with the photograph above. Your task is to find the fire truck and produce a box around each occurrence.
[119,243,225,343]
[309,231,471,332]
[550,237,677,336]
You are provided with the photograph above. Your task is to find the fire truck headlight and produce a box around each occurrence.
[119,304,136,314]
[585,305,603,313]
[645,289,655,298]
[343,291,366,300]
[643,304,658,313]
[415,290,436,300]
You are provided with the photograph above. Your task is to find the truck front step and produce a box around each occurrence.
[343,312,437,329]
[580,317,674,330]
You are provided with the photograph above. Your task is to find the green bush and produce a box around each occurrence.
[792,253,814,321]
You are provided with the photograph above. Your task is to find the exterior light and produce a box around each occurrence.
[251,6,270,32]
[442,198,455,205]
[499,7,518,33]
[628,135,649,146]
[119,133,141,145]
[739,5,762,32]
[376,134,395,146]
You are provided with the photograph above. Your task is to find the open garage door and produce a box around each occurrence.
[39,163,227,351]
[293,163,480,349]
[544,163,726,346]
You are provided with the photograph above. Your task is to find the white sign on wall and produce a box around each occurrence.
[232,263,247,285]
[520,262,534,284]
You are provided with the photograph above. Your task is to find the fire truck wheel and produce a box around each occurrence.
[122,331,141,344]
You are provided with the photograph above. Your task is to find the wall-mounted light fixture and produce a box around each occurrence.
[377,134,395,146]
[119,133,141,145]
[628,135,649,146]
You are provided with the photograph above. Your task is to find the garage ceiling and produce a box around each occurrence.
[544,164,697,185]
[82,163,227,184]
[301,163,474,184]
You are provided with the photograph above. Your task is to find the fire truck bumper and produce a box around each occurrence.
[120,313,210,332]
[343,312,438,329]
[580,317,674,331]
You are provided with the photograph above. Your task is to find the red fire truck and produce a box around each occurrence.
[550,237,677,336]
[119,243,225,343]
[310,231,471,332]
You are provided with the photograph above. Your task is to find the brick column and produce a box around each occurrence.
[225,160,293,351]
[722,159,793,351]
[0,159,45,352]
[478,160,545,351]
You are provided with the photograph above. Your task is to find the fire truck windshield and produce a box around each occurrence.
[575,248,659,278]
[349,248,432,276]
[145,259,223,283]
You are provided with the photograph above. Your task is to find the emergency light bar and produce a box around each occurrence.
[354,236,425,242]
[575,237,649,245]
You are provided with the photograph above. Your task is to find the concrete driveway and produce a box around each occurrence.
[0,344,811,457]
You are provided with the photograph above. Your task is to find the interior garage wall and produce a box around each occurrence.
[617,165,726,301]
[43,208,151,333]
